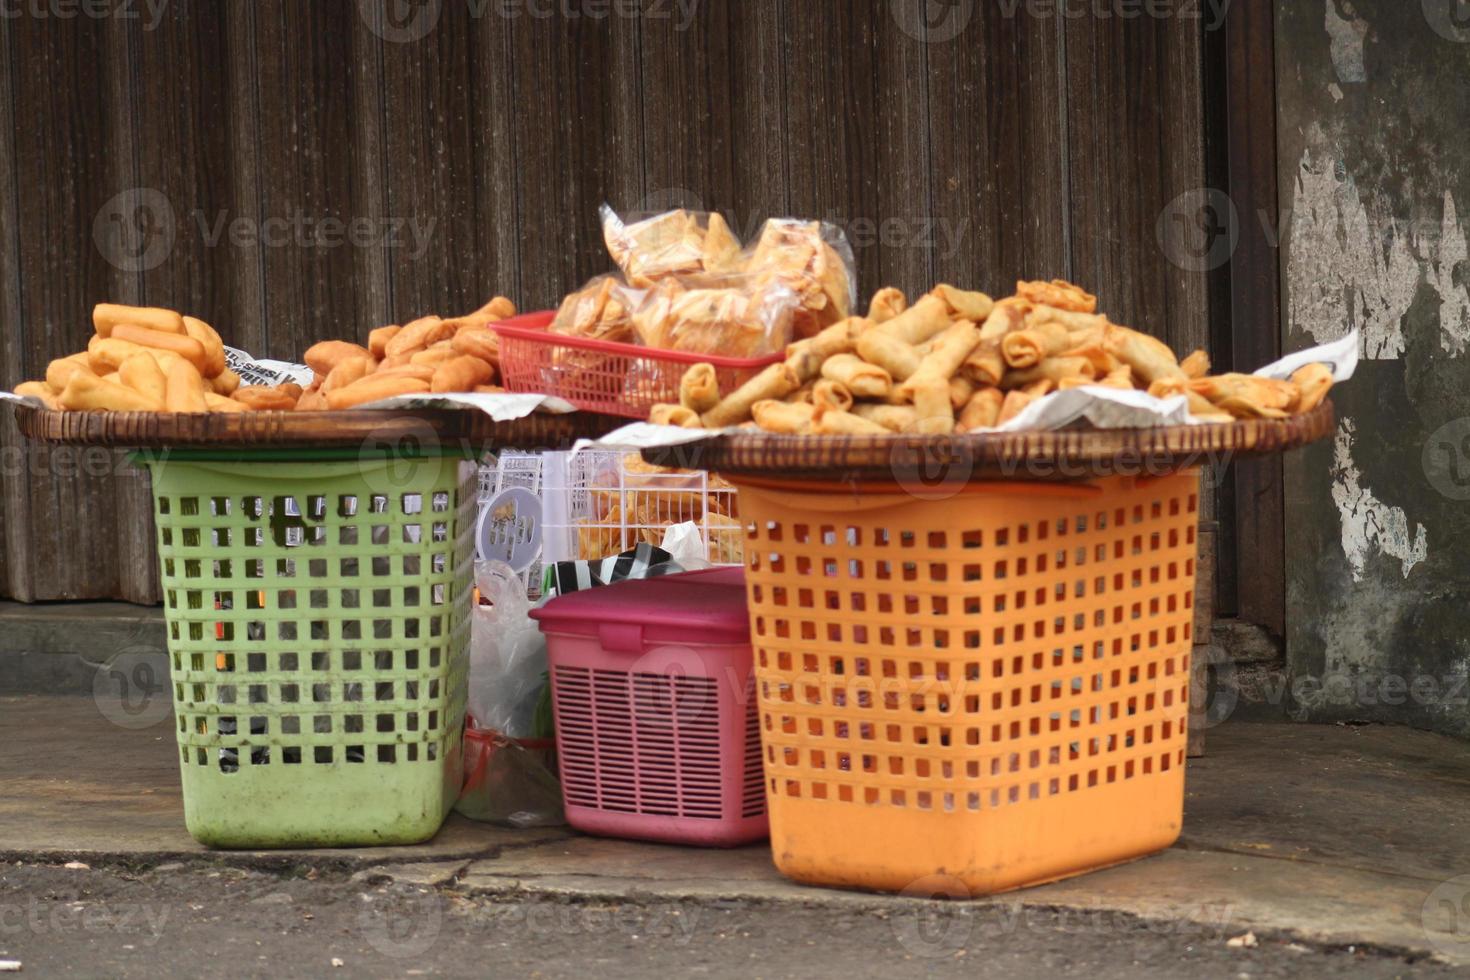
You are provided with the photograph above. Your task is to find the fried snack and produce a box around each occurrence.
[210,369,241,396]
[604,208,709,286]
[1062,342,1120,378]
[958,387,1004,431]
[867,287,907,323]
[751,399,815,434]
[911,378,955,435]
[703,212,743,274]
[980,301,1025,339]
[59,371,163,412]
[962,339,1006,387]
[872,294,950,346]
[473,296,517,320]
[233,386,300,411]
[997,381,1053,426]
[93,303,185,338]
[409,346,461,369]
[162,362,208,417]
[851,403,919,432]
[14,381,61,409]
[821,353,892,399]
[787,318,860,379]
[635,283,795,357]
[371,365,437,383]
[368,325,401,359]
[899,320,981,399]
[322,355,376,394]
[930,284,994,322]
[295,389,329,412]
[87,336,147,375]
[183,317,227,378]
[856,330,921,382]
[278,382,304,402]
[552,276,640,343]
[812,379,854,415]
[46,354,94,392]
[1180,349,1210,379]
[1188,373,1296,413]
[745,218,852,338]
[949,375,976,410]
[1029,304,1108,338]
[111,324,210,374]
[784,381,816,404]
[325,376,431,410]
[649,403,703,428]
[1147,377,1220,417]
[1002,355,1097,389]
[679,363,721,414]
[451,324,500,365]
[1290,363,1333,412]
[304,340,373,377]
[1001,320,1073,369]
[474,384,507,394]
[1102,324,1185,385]
[118,353,167,406]
[431,355,495,393]
[384,315,453,358]
[1016,279,1097,313]
[812,408,889,435]
[701,362,801,428]
[204,393,248,413]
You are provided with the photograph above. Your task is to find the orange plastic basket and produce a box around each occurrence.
[731,471,1199,896]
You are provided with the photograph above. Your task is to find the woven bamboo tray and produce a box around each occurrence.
[642,400,1335,484]
[12,403,623,451]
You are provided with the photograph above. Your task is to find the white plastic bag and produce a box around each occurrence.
[467,560,549,738]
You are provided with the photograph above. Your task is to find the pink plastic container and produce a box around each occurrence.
[531,567,768,846]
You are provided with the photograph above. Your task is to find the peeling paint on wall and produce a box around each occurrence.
[1330,418,1428,581]
[1288,147,1416,359]
[1324,2,1368,83]
[1435,191,1470,356]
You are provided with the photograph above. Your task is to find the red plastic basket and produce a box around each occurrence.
[492,312,784,418]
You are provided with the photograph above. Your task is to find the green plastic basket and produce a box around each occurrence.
[140,450,476,848]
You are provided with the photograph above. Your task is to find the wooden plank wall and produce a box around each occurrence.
[0,0,1208,603]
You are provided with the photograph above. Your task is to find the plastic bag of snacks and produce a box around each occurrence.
[550,206,857,360]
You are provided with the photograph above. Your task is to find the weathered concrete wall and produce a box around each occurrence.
[1279,1,1470,738]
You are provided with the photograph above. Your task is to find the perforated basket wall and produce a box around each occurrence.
[143,453,477,849]
[732,472,1200,895]
[547,641,767,847]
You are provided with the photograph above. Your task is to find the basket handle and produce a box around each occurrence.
[733,478,1103,515]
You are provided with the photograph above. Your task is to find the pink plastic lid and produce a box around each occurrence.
[531,567,750,651]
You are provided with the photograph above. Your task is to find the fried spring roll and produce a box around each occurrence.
[1188,373,1296,412]
[958,387,1004,432]
[979,300,1027,342]
[872,294,951,346]
[812,379,854,415]
[1030,305,1108,337]
[679,363,721,414]
[911,378,955,435]
[650,403,704,428]
[929,284,994,323]
[856,330,921,382]
[1289,363,1333,412]
[1180,350,1210,379]
[1102,324,1185,385]
[701,362,801,428]
[851,402,920,432]
[1001,356,1097,389]
[949,375,976,410]
[821,353,893,399]
[787,318,861,379]
[1016,279,1098,313]
[784,381,817,404]
[898,320,981,399]
[866,287,908,323]
[812,408,890,435]
[962,339,1005,387]
[1001,320,1074,369]
[997,381,1052,426]
[751,399,815,434]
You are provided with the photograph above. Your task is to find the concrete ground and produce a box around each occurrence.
[0,694,1467,977]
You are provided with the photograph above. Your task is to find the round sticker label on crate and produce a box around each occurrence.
[477,486,542,571]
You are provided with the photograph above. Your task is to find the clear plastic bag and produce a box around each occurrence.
[467,560,548,737]
[601,205,744,286]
